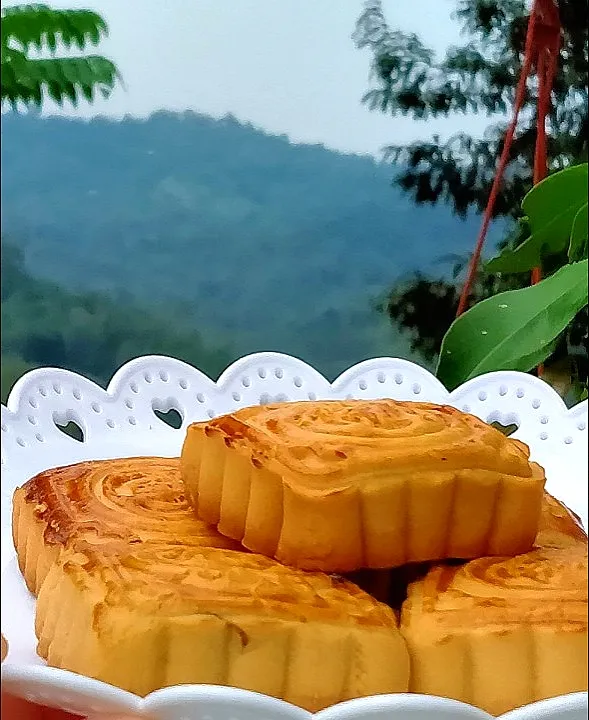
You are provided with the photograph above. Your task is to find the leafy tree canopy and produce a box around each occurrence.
[1,3,119,108]
[354,0,588,218]
[355,0,588,394]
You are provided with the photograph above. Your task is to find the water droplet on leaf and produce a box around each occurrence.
[481,330,488,335]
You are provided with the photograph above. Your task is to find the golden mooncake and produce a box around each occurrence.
[180,400,546,572]
[12,457,241,594]
[400,512,588,716]
[36,539,409,709]
[15,457,409,711]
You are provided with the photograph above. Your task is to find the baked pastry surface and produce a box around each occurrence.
[400,497,588,716]
[14,457,409,710]
[12,456,241,594]
[535,491,588,550]
[180,400,546,571]
[36,539,408,709]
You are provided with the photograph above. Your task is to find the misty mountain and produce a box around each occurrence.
[1,110,483,380]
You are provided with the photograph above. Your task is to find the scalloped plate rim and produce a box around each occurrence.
[3,351,588,418]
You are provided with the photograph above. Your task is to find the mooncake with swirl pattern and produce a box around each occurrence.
[180,399,546,572]
[12,456,241,594]
[35,538,409,709]
[400,512,588,716]
[14,457,409,710]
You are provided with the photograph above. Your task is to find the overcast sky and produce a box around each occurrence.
[5,0,491,155]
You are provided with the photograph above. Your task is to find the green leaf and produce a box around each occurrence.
[569,202,588,262]
[1,4,118,109]
[46,29,57,53]
[487,164,588,273]
[1,5,108,53]
[2,55,119,107]
[436,260,589,389]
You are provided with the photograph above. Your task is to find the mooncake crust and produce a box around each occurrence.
[12,456,241,593]
[35,538,409,710]
[535,491,587,549]
[181,399,546,571]
[15,457,409,710]
[400,501,588,716]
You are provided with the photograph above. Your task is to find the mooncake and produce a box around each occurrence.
[12,456,241,594]
[36,538,409,709]
[15,457,409,711]
[180,399,546,571]
[400,501,588,716]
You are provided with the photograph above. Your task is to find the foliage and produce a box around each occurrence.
[1,239,234,403]
[486,164,589,273]
[1,110,482,381]
[437,164,589,390]
[1,3,119,108]
[354,0,588,217]
[354,0,588,392]
[437,261,588,389]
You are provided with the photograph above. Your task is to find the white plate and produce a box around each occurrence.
[1,353,587,719]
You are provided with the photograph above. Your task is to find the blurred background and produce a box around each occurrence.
[2,0,587,402]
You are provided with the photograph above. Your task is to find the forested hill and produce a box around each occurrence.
[2,110,480,383]
[1,243,233,402]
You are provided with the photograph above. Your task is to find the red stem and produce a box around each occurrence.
[456,6,538,317]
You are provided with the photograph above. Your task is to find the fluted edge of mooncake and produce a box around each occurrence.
[12,486,59,595]
[34,552,410,712]
[180,421,545,572]
[400,544,588,716]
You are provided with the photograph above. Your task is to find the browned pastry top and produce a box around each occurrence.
[21,456,399,627]
[59,539,398,627]
[535,492,588,550]
[402,542,588,635]
[20,456,240,551]
[198,399,543,492]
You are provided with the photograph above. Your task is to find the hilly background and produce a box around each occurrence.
[1,110,484,398]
